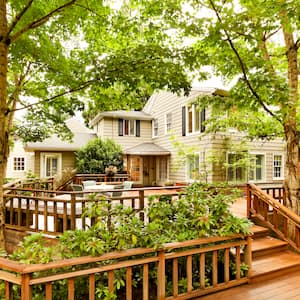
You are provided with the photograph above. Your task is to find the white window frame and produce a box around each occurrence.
[248,153,266,182]
[186,104,205,135]
[226,152,247,183]
[186,153,200,182]
[165,112,172,134]
[123,119,136,136]
[273,154,284,180]
[40,153,62,178]
[152,118,158,137]
[13,156,26,172]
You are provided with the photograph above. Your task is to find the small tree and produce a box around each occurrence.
[75,138,123,174]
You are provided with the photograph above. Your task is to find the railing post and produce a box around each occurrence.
[157,250,165,300]
[21,273,32,300]
[70,193,76,230]
[244,236,252,279]
[138,190,145,221]
[246,184,251,219]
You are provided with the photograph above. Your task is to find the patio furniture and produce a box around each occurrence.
[71,183,84,197]
[82,180,97,188]
[123,181,133,190]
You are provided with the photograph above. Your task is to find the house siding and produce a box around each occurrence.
[34,151,76,177]
[144,90,285,184]
[97,118,152,151]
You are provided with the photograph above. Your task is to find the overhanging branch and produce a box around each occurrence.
[208,0,280,122]
[10,0,76,43]
[7,0,34,38]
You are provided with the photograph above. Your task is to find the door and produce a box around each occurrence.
[128,156,142,184]
[40,153,62,178]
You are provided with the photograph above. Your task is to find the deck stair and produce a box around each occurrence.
[250,224,300,283]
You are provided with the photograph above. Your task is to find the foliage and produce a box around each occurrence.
[75,138,123,174]
[4,183,251,299]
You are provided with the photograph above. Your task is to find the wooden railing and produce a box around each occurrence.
[74,173,130,184]
[0,234,251,300]
[247,183,300,251]
[4,186,182,236]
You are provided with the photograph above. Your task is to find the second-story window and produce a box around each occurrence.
[165,113,172,134]
[153,118,158,137]
[184,104,206,135]
[118,119,140,137]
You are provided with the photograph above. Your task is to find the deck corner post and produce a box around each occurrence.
[21,273,32,300]
[157,250,166,300]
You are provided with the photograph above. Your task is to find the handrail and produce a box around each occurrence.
[247,183,300,251]
[0,234,251,300]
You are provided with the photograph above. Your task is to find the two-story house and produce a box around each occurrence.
[91,88,285,186]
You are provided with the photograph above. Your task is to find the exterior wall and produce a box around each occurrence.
[95,118,152,151]
[144,90,215,183]
[6,140,35,179]
[34,151,76,178]
[144,90,285,185]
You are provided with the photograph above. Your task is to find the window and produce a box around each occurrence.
[153,118,158,137]
[186,154,200,181]
[157,157,168,181]
[249,154,265,181]
[13,157,25,171]
[227,153,246,182]
[273,154,283,179]
[118,119,140,137]
[165,113,172,134]
[40,153,62,178]
[184,104,206,135]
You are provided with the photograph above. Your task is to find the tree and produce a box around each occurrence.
[75,138,123,174]
[138,0,299,213]
[0,0,196,249]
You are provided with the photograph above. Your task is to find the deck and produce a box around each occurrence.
[198,271,300,300]
[200,196,300,300]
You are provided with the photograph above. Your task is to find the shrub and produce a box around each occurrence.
[75,137,123,174]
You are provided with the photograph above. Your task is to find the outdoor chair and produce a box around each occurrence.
[82,180,97,188]
[71,184,84,197]
[111,184,124,197]
[123,181,133,190]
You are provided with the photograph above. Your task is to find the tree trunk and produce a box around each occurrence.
[282,24,299,214]
[0,0,8,250]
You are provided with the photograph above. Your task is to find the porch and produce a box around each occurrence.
[2,180,300,299]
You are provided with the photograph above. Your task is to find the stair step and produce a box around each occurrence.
[250,250,300,283]
[252,236,288,258]
[250,225,269,238]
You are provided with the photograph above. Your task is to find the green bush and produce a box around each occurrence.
[75,137,123,174]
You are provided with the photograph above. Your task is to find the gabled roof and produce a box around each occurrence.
[90,110,153,126]
[24,118,96,151]
[123,143,170,156]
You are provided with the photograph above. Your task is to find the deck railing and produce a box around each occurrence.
[0,234,251,300]
[247,183,300,251]
[4,186,182,236]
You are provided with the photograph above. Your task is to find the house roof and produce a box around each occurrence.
[90,110,153,126]
[24,118,96,151]
[123,143,170,156]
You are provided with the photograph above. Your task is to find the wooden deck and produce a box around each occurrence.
[198,270,300,300]
[200,196,300,300]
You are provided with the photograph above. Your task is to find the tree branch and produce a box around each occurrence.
[10,0,76,43]
[8,78,98,114]
[7,0,34,38]
[208,0,279,121]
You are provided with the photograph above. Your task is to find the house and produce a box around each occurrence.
[6,139,35,180]
[23,118,96,178]
[90,88,285,186]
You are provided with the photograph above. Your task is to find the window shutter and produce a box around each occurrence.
[118,119,123,136]
[182,106,186,136]
[136,120,140,137]
[200,108,206,133]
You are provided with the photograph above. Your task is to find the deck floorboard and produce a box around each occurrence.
[197,270,300,300]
